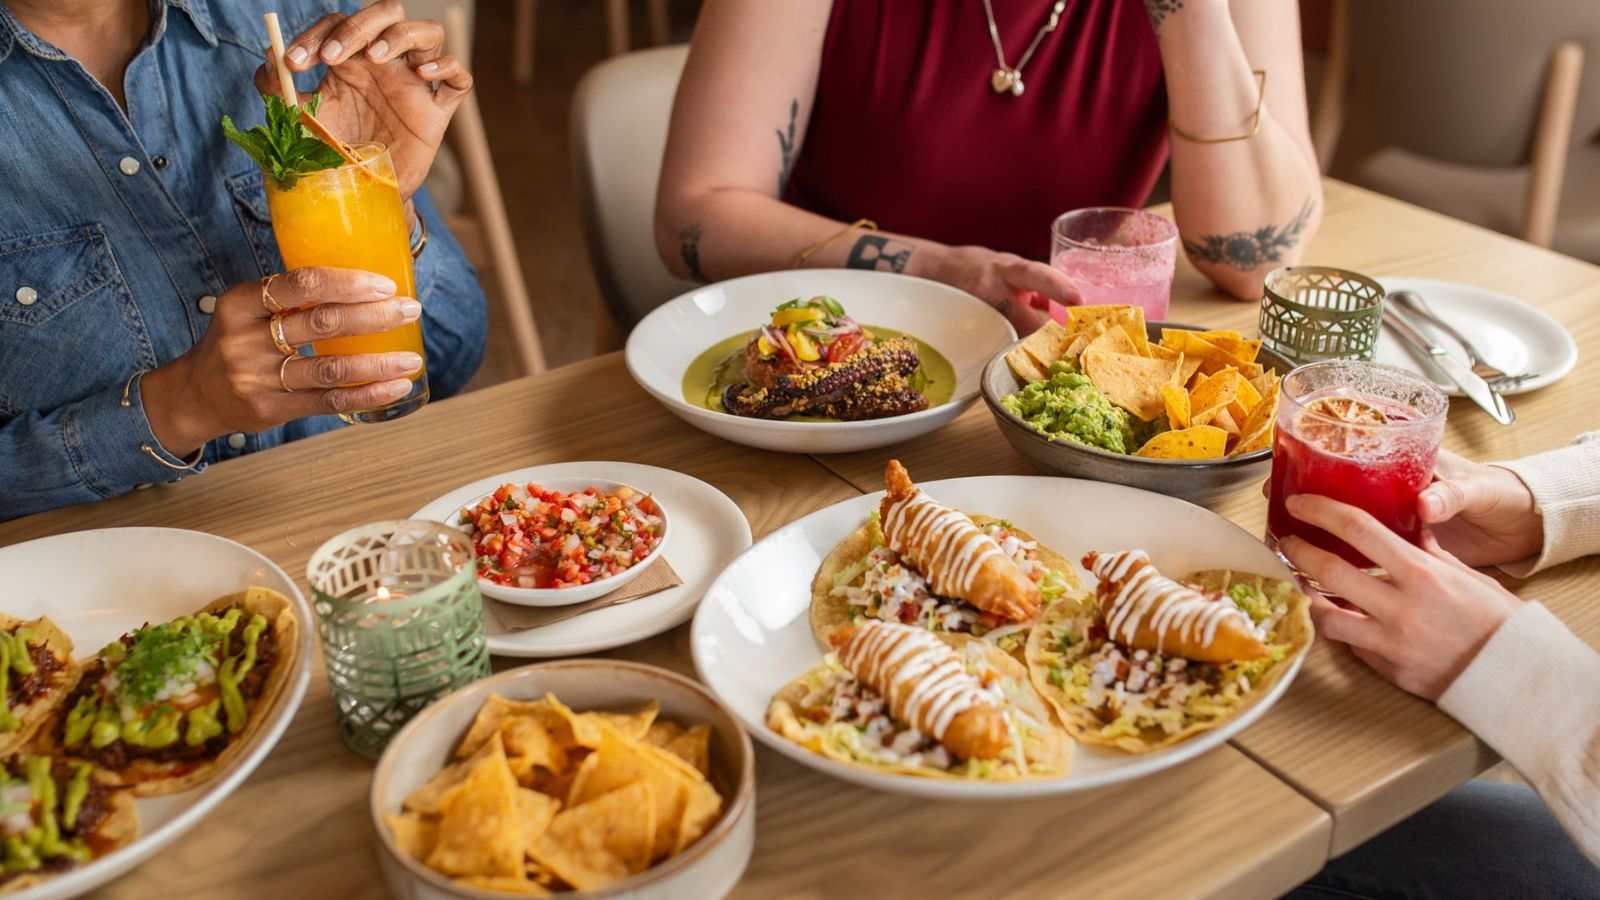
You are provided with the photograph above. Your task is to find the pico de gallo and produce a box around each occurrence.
[756,296,872,365]
[457,483,665,589]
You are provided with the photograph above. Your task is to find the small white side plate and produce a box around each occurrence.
[1375,277,1578,396]
[0,527,313,900]
[415,462,751,658]
[692,476,1306,799]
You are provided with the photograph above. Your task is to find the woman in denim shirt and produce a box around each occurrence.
[0,0,488,520]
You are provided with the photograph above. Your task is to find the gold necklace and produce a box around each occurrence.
[980,0,1068,96]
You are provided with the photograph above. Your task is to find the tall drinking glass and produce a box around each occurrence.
[264,144,428,423]
[1051,207,1178,318]
[1267,360,1448,569]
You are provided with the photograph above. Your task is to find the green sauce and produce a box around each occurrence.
[680,326,956,421]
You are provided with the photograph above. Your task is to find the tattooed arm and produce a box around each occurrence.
[655,0,1073,332]
[1152,0,1323,300]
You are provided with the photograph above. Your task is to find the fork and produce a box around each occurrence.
[1388,290,1538,389]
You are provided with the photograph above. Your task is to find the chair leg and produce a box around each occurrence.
[645,0,670,46]
[593,298,626,355]
[605,0,629,57]
[513,0,536,85]
[1523,41,1584,248]
[446,4,548,375]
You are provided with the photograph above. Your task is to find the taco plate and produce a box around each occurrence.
[0,616,77,757]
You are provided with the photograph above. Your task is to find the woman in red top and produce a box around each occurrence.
[656,0,1322,331]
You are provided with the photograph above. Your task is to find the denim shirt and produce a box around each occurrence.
[0,0,487,520]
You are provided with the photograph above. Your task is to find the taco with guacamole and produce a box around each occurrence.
[769,621,1071,780]
[45,587,299,796]
[0,616,77,757]
[1025,550,1313,753]
[810,461,1080,658]
[0,754,138,893]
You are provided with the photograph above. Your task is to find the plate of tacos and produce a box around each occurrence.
[691,462,1313,798]
[0,527,312,898]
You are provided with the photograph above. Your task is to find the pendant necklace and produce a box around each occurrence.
[980,0,1068,97]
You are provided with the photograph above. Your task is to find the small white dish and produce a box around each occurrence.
[625,269,1016,454]
[414,462,751,658]
[442,477,670,607]
[692,475,1306,800]
[0,527,313,900]
[372,660,756,900]
[1375,277,1578,396]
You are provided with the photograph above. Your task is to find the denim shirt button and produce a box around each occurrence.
[14,287,37,306]
[118,156,140,176]
[197,294,218,314]
[226,432,247,450]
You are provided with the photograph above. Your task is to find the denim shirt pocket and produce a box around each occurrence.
[0,223,153,417]
[226,168,285,276]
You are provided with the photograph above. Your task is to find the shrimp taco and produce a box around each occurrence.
[45,587,300,796]
[0,616,77,756]
[1025,551,1313,753]
[810,461,1079,658]
[769,621,1071,781]
[0,754,138,894]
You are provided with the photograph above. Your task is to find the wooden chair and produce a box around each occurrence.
[1313,0,1598,257]
[570,46,698,350]
[513,0,672,84]
[432,2,546,374]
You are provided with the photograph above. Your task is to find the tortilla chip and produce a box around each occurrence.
[1160,330,1262,378]
[518,788,562,851]
[385,811,440,861]
[1020,321,1073,371]
[1196,330,1262,363]
[1082,326,1140,360]
[409,732,508,816]
[1234,371,1263,410]
[457,876,552,896]
[1230,382,1280,456]
[1160,384,1192,430]
[428,737,525,878]
[1133,425,1229,459]
[1189,369,1240,417]
[1249,370,1279,400]
[456,695,551,759]
[663,725,712,777]
[1069,305,1148,355]
[644,720,684,748]
[581,700,658,742]
[502,717,564,786]
[531,782,656,892]
[1082,349,1175,422]
[1004,344,1050,384]
[565,726,720,862]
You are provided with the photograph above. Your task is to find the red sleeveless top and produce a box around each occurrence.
[784,0,1169,261]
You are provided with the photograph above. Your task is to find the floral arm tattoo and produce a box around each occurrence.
[1181,199,1315,270]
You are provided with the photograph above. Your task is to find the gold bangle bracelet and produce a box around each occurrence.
[123,370,205,471]
[794,218,878,269]
[1170,69,1267,144]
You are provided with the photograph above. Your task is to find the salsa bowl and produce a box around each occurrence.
[626,269,1015,454]
[372,660,756,899]
[981,322,1294,508]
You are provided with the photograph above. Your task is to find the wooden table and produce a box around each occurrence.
[822,179,1600,856]
[2,177,1591,896]
[0,354,1328,897]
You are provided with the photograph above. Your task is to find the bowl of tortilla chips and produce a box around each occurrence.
[981,305,1292,507]
[372,660,755,899]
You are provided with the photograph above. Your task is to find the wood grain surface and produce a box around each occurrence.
[817,179,1600,855]
[0,355,1330,896]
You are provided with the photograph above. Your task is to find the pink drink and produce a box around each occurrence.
[1051,207,1178,318]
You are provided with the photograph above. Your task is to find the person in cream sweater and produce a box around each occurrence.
[1281,432,1600,897]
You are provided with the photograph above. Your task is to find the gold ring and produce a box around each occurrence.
[269,313,295,356]
[278,354,299,393]
[261,274,285,314]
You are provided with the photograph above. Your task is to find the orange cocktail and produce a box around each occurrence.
[265,144,427,423]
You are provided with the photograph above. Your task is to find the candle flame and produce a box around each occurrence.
[375,586,391,601]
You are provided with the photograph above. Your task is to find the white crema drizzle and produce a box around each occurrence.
[1090,550,1245,653]
[883,489,1003,598]
[838,622,992,741]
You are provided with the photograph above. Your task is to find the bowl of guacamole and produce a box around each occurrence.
[981,324,1290,507]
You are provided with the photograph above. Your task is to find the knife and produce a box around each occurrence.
[1382,305,1515,425]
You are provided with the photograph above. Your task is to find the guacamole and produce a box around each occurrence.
[1002,362,1139,454]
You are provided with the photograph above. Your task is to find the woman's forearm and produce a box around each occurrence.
[1154,0,1323,300]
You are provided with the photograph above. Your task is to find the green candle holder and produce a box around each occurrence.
[1258,266,1386,364]
[306,520,491,759]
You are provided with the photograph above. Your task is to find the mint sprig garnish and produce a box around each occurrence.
[221,93,344,190]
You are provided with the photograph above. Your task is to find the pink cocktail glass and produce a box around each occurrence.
[1050,207,1178,319]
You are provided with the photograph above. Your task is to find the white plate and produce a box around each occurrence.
[625,269,1016,454]
[691,476,1306,799]
[0,527,313,900]
[1375,277,1578,396]
[440,477,671,607]
[414,462,751,657]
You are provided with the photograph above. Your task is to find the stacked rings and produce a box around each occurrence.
[270,314,296,357]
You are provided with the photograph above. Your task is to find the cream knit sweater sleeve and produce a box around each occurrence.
[1437,431,1600,866]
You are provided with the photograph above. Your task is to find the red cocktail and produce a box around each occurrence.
[1267,361,1448,568]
